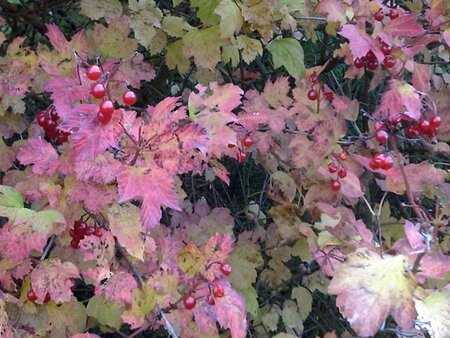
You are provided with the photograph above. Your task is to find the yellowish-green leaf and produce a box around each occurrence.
[292,237,312,262]
[222,44,240,67]
[47,300,87,338]
[128,0,163,49]
[87,296,124,330]
[166,40,190,73]
[236,35,263,64]
[177,243,207,276]
[228,244,263,290]
[108,203,145,261]
[183,26,225,70]
[121,283,156,328]
[415,288,450,338]
[268,38,305,80]
[191,0,220,25]
[215,0,243,38]
[240,286,259,318]
[282,299,304,334]
[291,286,312,321]
[0,185,24,208]
[262,304,281,332]
[162,15,193,37]
[80,0,122,22]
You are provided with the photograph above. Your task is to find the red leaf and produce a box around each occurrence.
[339,23,383,59]
[382,14,426,38]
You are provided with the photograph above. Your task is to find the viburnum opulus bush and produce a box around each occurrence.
[0,0,449,337]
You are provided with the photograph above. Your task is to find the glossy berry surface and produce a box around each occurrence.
[418,119,431,135]
[323,91,334,100]
[328,162,338,173]
[97,111,112,124]
[91,83,106,99]
[307,89,318,101]
[220,263,232,276]
[374,9,384,21]
[331,180,341,191]
[406,125,420,138]
[375,121,387,131]
[430,116,441,129]
[338,167,347,179]
[389,9,399,19]
[375,130,389,143]
[37,112,48,127]
[383,56,395,69]
[339,151,348,161]
[70,238,80,249]
[50,110,59,121]
[354,57,365,69]
[183,295,196,310]
[27,290,38,302]
[309,72,318,83]
[86,65,102,81]
[366,59,379,71]
[123,90,137,105]
[242,136,253,148]
[99,100,115,115]
[213,285,225,298]
[93,227,103,237]
[381,43,392,55]
[205,294,215,305]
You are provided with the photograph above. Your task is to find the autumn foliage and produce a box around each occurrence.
[0,0,449,337]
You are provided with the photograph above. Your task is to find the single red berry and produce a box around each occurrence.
[370,153,386,170]
[406,125,420,138]
[69,229,85,240]
[323,91,334,100]
[354,57,365,69]
[236,150,247,163]
[418,119,431,134]
[43,118,57,132]
[338,167,347,178]
[366,59,379,71]
[242,136,253,148]
[27,290,38,302]
[99,100,115,115]
[86,65,102,81]
[97,111,112,124]
[374,9,384,21]
[381,43,392,55]
[375,130,389,143]
[183,295,196,310]
[56,130,70,143]
[213,285,225,298]
[93,227,103,237]
[91,83,106,99]
[205,294,215,305]
[383,56,395,69]
[389,9,399,19]
[220,263,232,276]
[309,72,318,83]
[328,162,338,173]
[366,50,377,62]
[430,116,441,129]
[123,90,137,105]
[227,144,236,148]
[307,88,318,101]
[37,112,49,127]
[74,220,87,232]
[84,226,95,236]
[331,180,341,191]
[70,238,80,249]
[44,293,51,304]
[339,151,348,161]
[50,110,59,121]
[380,155,394,170]
[375,121,387,131]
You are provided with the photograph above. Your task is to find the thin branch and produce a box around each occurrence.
[157,304,180,338]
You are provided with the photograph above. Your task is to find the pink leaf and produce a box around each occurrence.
[339,23,383,59]
[17,137,60,175]
[97,271,138,304]
[382,14,426,38]
[316,0,348,25]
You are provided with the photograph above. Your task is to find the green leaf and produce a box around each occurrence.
[240,286,259,318]
[86,296,124,330]
[46,300,87,338]
[214,0,243,38]
[0,185,24,208]
[268,38,305,80]
[191,0,220,25]
[183,26,225,70]
[166,40,190,73]
[121,283,156,327]
[291,286,312,321]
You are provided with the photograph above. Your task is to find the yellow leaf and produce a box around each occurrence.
[177,243,207,276]
[215,0,243,38]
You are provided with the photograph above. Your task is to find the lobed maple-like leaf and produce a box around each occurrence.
[97,270,138,305]
[17,137,60,175]
[328,249,417,336]
[117,166,181,230]
[415,288,450,338]
[31,259,79,304]
[339,23,383,60]
[382,14,426,38]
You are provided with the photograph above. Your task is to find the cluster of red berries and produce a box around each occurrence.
[36,107,70,143]
[405,116,441,138]
[231,136,253,163]
[369,153,394,170]
[69,219,102,249]
[374,8,399,22]
[307,72,334,102]
[329,151,348,192]
[85,65,137,125]
[183,263,232,310]
[354,49,395,71]
[26,290,51,304]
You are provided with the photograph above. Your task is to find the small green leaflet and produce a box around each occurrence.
[268,38,305,80]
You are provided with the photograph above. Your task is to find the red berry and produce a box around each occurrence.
[122,90,137,105]
[366,50,377,62]
[43,118,57,132]
[50,110,59,121]
[37,112,49,127]
[242,136,253,148]
[86,65,102,81]
[370,153,386,170]
[374,9,384,21]
[27,290,37,302]
[84,226,95,236]
[418,119,431,134]
[328,162,338,173]
[389,9,399,19]
[74,220,87,232]
[380,155,394,170]
[46,128,59,140]
[381,43,392,55]
[375,130,389,143]
[205,294,215,305]
[56,130,70,143]
[236,150,247,163]
[331,180,341,191]
[93,227,103,237]
[366,59,379,71]
[183,295,196,310]
[389,114,402,126]
[213,285,225,298]
[220,263,232,276]
[323,91,334,100]
[69,228,85,240]
[406,125,420,138]
[91,83,106,99]
[99,100,115,115]
[383,56,395,68]
[354,57,365,69]
[44,293,51,304]
[309,72,318,83]
[339,151,348,161]
[307,88,318,101]
[375,121,387,131]
[227,144,236,148]
[338,167,347,178]
[70,238,80,249]
[430,116,441,129]
[97,111,112,124]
